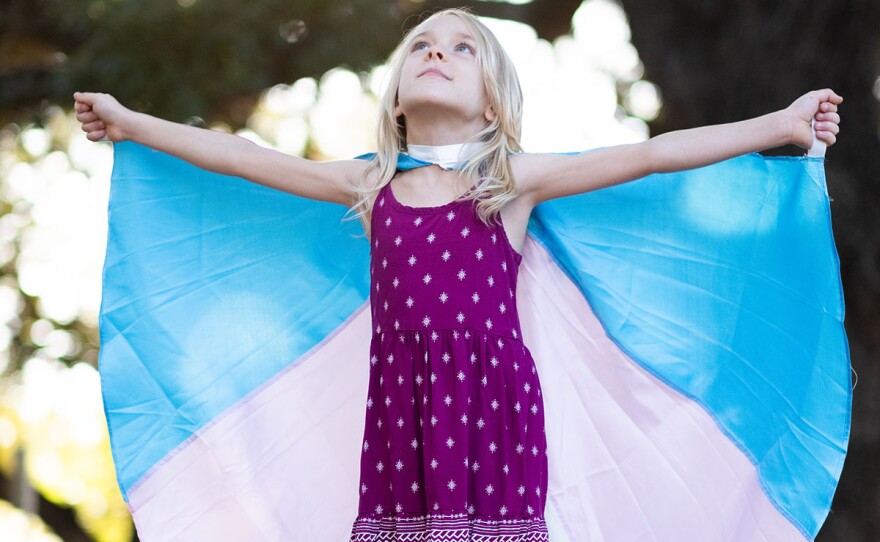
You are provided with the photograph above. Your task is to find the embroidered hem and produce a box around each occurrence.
[350,512,549,541]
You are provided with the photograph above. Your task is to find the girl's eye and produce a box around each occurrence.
[411,41,430,52]
[456,43,475,54]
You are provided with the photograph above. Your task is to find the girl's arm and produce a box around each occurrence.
[73,92,368,206]
[514,89,842,206]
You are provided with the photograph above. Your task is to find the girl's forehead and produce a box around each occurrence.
[412,14,476,40]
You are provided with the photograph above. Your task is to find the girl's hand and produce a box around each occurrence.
[785,89,842,150]
[73,92,132,142]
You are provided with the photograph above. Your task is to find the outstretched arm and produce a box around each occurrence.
[73,92,368,206]
[514,89,842,206]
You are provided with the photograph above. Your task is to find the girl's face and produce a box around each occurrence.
[395,15,496,132]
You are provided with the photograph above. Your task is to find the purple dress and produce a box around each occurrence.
[349,182,550,541]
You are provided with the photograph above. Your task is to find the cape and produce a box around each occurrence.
[98,141,851,541]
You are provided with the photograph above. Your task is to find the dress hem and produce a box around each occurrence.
[350,512,549,541]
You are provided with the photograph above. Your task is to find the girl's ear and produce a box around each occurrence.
[484,105,497,123]
[393,95,403,119]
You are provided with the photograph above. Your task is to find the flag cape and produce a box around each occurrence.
[98,141,850,541]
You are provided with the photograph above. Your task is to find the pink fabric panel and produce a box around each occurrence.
[518,236,807,542]
[127,305,371,541]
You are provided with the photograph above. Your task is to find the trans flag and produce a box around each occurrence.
[98,141,850,541]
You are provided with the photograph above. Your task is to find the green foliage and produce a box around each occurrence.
[77,0,404,122]
[7,0,407,125]
[2,0,584,127]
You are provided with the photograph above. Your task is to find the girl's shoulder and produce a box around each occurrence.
[509,152,566,203]
[327,157,376,192]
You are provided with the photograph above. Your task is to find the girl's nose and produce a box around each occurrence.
[427,47,444,60]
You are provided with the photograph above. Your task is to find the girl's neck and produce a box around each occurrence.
[403,110,487,147]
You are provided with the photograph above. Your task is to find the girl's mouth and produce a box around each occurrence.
[419,68,450,80]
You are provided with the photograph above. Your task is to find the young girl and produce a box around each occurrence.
[74,8,843,542]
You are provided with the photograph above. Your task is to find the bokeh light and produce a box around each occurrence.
[0,499,62,542]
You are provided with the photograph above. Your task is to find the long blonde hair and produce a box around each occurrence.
[347,8,524,236]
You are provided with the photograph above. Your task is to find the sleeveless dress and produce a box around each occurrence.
[349,181,550,541]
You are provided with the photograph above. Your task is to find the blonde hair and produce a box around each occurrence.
[347,8,524,236]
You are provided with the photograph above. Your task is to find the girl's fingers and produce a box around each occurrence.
[74,91,96,105]
[82,120,104,133]
[817,131,837,146]
[76,111,98,123]
[815,112,840,123]
[814,88,843,105]
[816,122,839,134]
[74,92,116,142]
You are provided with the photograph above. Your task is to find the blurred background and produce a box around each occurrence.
[0,0,877,540]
